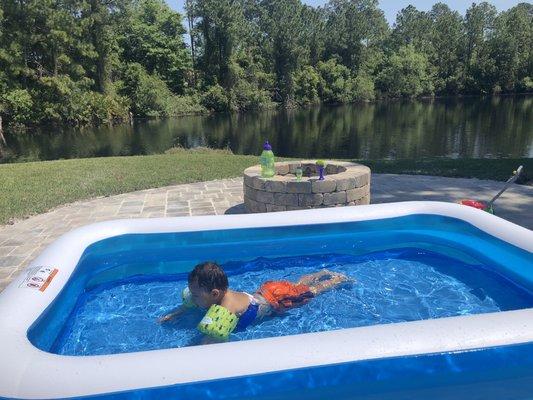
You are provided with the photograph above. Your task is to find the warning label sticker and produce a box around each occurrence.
[19,266,58,292]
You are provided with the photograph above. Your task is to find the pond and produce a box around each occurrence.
[1,96,531,163]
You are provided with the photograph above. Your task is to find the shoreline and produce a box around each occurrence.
[2,93,531,135]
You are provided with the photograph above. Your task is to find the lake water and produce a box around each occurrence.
[1,96,531,163]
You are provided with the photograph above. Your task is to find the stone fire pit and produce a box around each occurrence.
[243,161,370,213]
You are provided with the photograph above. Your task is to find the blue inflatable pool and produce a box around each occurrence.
[0,202,531,399]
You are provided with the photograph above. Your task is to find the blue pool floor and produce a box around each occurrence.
[52,248,533,356]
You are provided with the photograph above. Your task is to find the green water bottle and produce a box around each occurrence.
[260,140,275,178]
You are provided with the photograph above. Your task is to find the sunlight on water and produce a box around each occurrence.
[53,249,532,356]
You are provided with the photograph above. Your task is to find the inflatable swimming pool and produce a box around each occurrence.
[0,201,532,399]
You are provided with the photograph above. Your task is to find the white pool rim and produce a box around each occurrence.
[0,201,532,399]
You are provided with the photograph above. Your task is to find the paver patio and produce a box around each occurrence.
[1,174,531,292]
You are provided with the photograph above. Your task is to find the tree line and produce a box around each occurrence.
[0,0,531,129]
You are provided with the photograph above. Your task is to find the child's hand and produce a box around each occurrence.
[158,314,174,323]
[158,306,186,323]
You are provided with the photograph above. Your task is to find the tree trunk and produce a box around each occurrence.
[186,0,196,87]
[90,0,110,94]
[0,116,5,145]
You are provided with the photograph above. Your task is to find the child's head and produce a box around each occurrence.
[188,262,228,308]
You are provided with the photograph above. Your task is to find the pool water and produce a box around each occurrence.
[52,248,532,356]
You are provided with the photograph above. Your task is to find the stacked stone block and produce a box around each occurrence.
[244,161,371,213]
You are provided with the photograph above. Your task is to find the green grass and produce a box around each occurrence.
[0,148,257,225]
[0,150,530,225]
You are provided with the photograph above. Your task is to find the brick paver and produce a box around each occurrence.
[0,175,531,292]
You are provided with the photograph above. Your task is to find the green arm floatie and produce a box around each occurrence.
[182,287,196,308]
[197,304,238,341]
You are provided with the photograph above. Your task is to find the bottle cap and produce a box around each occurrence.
[263,140,272,151]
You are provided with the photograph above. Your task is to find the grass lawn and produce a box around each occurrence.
[0,149,530,225]
[0,148,257,225]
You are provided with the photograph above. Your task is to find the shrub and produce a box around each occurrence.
[1,89,34,124]
[231,80,272,111]
[87,92,130,124]
[120,63,175,117]
[294,66,320,105]
[224,57,274,111]
[377,45,434,97]
[201,84,230,112]
[350,74,375,101]
[34,76,129,125]
[167,94,206,115]
[517,77,533,93]
[317,59,353,103]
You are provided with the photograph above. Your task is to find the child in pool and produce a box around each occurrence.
[159,261,350,344]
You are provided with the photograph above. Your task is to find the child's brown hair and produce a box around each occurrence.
[188,261,228,291]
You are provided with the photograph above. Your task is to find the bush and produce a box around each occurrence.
[294,66,320,105]
[86,92,130,124]
[1,89,33,124]
[350,74,375,101]
[377,45,434,97]
[224,57,274,111]
[317,59,353,103]
[517,77,533,93]
[231,80,273,111]
[120,63,175,117]
[201,84,230,112]
[167,94,206,115]
[21,76,128,125]
[120,63,206,117]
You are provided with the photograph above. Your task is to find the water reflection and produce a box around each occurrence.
[2,96,532,163]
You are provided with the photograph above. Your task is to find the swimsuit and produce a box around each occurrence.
[225,282,316,331]
[234,293,259,331]
[257,281,314,312]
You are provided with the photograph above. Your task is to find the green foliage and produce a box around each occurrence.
[351,74,376,101]
[428,4,465,94]
[317,58,353,103]
[83,92,131,125]
[1,89,33,124]
[201,84,230,112]
[194,0,245,89]
[490,4,533,92]
[389,5,434,55]
[463,2,498,93]
[377,45,434,97]
[0,0,531,128]
[230,78,273,111]
[324,0,389,71]
[120,62,171,117]
[227,56,274,110]
[294,66,320,105]
[315,60,375,102]
[35,76,129,125]
[120,0,190,94]
[257,0,312,104]
[518,77,533,93]
[120,63,203,117]
[170,95,206,115]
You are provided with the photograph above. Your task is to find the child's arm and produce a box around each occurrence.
[159,287,196,323]
[158,305,188,323]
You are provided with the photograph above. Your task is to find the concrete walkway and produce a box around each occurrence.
[0,174,531,292]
